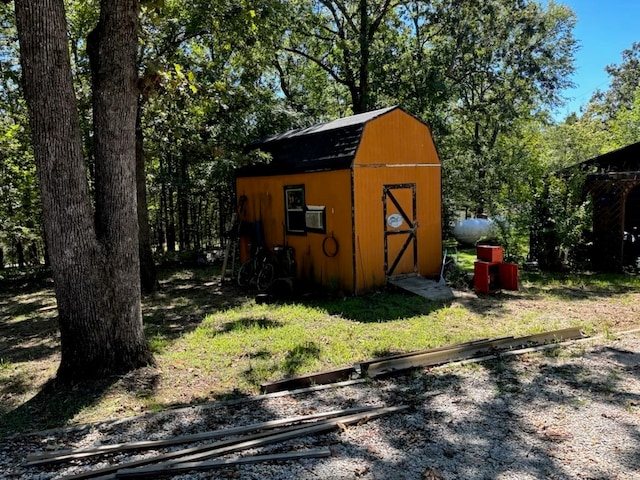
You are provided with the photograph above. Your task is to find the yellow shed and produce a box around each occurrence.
[235,106,442,294]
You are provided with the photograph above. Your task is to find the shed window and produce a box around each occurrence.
[285,185,306,234]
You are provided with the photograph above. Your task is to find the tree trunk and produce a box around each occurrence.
[158,154,167,252]
[166,183,176,252]
[356,0,370,114]
[87,0,152,372]
[136,99,158,293]
[43,227,50,267]
[15,238,25,268]
[177,151,190,250]
[28,242,39,265]
[15,0,152,382]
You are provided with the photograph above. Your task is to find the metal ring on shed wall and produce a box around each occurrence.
[322,234,339,258]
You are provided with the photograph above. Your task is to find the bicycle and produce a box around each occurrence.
[237,246,270,289]
[255,245,296,292]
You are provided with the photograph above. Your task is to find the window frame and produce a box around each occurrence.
[284,185,306,235]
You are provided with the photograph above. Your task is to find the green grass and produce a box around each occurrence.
[452,247,477,271]
[0,357,10,371]
[162,300,456,390]
[521,271,640,289]
[152,287,583,391]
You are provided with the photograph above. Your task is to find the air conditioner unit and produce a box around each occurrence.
[305,206,326,232]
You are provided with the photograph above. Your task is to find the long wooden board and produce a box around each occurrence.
[260,366,357,394]
[154,448,332,470]
[365,327,585,377]
[259,338,505,394]
[114,406,408,479]
[58,426,309,480]
[27,406,377,465]
[260,328,585,392]
[56,405,406,480]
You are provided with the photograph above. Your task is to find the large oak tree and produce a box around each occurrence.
[14,0,153,382]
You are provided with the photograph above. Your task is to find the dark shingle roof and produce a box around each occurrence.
[237,106,398,177]
[572,141,640,174]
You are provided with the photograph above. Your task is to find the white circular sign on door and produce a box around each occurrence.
[387,213,404,229]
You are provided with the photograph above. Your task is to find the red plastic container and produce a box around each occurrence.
[474,261,500,294]
[498,263,518,290]
[476,245,503,263]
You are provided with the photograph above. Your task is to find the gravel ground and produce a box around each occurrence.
[1,331,639,480]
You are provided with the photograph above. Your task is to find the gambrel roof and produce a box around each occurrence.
[238,106,400,177]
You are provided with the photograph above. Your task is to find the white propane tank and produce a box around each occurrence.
[452,218,498,245]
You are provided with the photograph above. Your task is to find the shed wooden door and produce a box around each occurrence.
[383,184,417,277]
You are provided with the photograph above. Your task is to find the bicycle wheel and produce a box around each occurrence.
[256,262,275,292]
[237,260,254,287]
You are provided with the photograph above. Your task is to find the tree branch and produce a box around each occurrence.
[283,47,349,86]
[320,0,357,33]
[368,0,395,40]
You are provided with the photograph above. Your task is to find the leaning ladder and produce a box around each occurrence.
[221,214,239,283]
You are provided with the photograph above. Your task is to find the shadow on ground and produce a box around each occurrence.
[0,377,123,436]
[307,290,446,323]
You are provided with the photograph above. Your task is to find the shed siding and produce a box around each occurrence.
[353,108,439,167]
[236,169,355,292]
[352,110,442,292]
[353,166,442,292]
